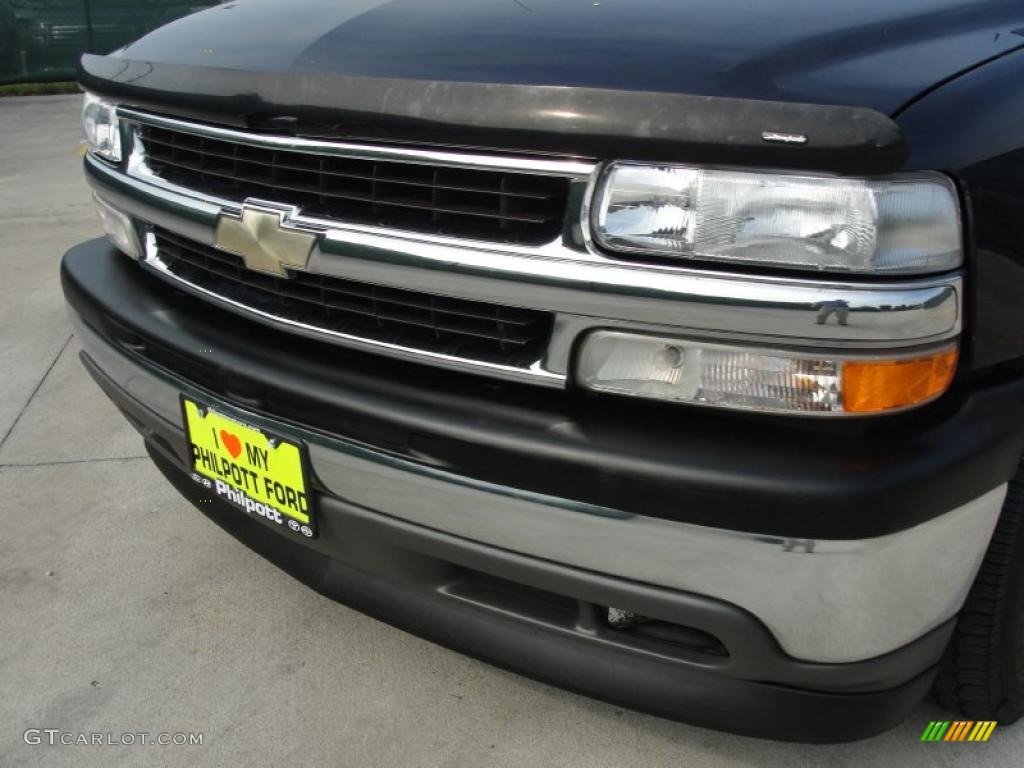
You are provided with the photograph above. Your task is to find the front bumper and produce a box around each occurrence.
[63,238,1024,740]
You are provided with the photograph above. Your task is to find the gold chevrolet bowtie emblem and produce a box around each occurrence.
[214,205,317,276]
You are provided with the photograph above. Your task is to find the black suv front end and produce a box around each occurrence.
[63,1,1024,741]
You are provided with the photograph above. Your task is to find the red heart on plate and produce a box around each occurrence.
[220,430,242,459]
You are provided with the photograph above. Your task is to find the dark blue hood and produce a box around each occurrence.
[118,0,1024,114]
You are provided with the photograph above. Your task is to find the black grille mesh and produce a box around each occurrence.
[151,229,554,368]
[139,125,570,245]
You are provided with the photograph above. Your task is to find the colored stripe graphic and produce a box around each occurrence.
[945,721,970,741]
[921,721,997,742]
[971,721,997,742]
[921,721,950,741]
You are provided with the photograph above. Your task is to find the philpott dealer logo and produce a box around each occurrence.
[920,720,997,742]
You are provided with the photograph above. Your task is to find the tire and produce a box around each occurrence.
[934,461,1024,722]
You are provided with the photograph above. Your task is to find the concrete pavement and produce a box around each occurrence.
[0,94,1017,767]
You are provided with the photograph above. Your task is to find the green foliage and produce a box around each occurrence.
[0,79,79,96]
[0,1,220,84]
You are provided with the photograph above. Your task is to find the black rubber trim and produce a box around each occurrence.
[81,347,955,697]
[78,54,906,174]
[134,431,936,742]
[61,238,1024,539]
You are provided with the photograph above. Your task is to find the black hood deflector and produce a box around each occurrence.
[80,54,906,174]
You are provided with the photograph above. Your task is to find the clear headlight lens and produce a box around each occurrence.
[591,163,961,275]
[576,331,958,416]
[82,92,121,162]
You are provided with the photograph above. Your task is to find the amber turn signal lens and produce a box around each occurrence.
[842,348,958,413]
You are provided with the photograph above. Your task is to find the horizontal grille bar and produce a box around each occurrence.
[150,229,554,368]
[138,125,571,244]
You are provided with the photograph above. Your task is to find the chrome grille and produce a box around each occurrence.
[150,229,554,368]
[138,124,570,245]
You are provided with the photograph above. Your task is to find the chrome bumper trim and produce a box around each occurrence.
[73,312,1002,663]
[117,107,598,179]
[141,241,564,387]
[87,154,963,364]
[82,108,963,387]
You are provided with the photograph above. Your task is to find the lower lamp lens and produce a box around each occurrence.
[92,192,141,259]
[841,349,958,413]
[576,331,957,416]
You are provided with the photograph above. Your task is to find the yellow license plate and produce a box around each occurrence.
[181,397,315,538]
